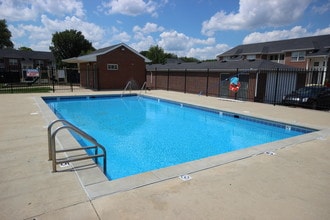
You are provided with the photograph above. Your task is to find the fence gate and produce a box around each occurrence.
[264,71,297,104]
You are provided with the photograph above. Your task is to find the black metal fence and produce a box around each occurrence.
[0,67,81,93]
[247,68,329,110]
[1,65,329,110]
[147,67,330,110]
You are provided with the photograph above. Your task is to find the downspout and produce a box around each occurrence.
[254,71,259,99]
[167,68,170,91]
[184,69,187,93]
[86,63,90,89]
[322,55,328,85]
[273,68,279,106]
[206,68,209,96]
[155,68,157,89]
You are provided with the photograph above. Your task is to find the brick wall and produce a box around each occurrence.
[146,69,319,104]
[97,46,146,90]
[79,46,146,90]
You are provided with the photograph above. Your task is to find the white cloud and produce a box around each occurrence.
[131,24,221,59]
[0,0,37,21]
[159,31,214,51]
[314,26,330,35]
[9,15,105,51]
[8,24,26,38]
[187,44,230,60]
[110,31,131,43]
[242,26,330,44]
[130,36,156,52]
[202,0,312,36]
[94,26,132,48]
[101,0,163,17]
[156,30,220,59]
[0,0,85,21]
[133,22,164,34]
[35,0,85,18]
[133,22,164,41]
[312,0,330,14]
[30,40,53,51]
[158,31,189,51]
[41,15,105,42]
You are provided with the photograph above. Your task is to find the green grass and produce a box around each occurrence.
[0,85,52,93]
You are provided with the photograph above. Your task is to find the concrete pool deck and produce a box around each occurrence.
[0,90,329,219]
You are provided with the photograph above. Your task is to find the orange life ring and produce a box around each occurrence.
[229,82,241,93]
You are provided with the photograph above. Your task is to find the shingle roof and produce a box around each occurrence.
[218,34,330,58]
[63,43,151,63]
[146,59,298,72]
[0,48,54,60]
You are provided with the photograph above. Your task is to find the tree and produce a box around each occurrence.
[142,45,178,64]
[0,19,14,49]
[142,45,200,64]
[49,29,95,67]
[180,56,200,62]
[18,46,33,51]
[146,45,166,64]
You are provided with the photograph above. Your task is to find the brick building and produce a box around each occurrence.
[63,43,150,90]
[0,48,55,83]
[217,34,330,84]
[146,35,329,104]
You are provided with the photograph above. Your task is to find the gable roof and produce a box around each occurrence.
[146,59,297,72]
[218,34,330,58]
[0,48,54,60]
[63,43,151,63]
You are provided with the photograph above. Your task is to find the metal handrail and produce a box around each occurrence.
[48,119,87,160]
[48,119,106,174]
[140,81,147,94]
[121,81,132,97]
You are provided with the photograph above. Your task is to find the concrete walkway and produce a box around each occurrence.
[0,90,329,220]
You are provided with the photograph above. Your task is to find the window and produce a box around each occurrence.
[35,60,44,67]
[291,51,305,61]
[246,55,256,60]
[269,54,284,61]
[107,64,118,70]
[9,59,18,65]
[269,54,278,61]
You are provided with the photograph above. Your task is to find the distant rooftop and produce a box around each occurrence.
[147,59,297,71]
[218,34,330,58]
[0,48,54,60]
[63,43,151,63]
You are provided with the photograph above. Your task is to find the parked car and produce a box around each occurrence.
[282,85,330,109]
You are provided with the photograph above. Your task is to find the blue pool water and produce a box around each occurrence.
[44,95,314,180]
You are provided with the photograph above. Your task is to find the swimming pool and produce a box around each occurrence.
[44,94,314,180]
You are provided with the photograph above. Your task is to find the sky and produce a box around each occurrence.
[1,0,330,60]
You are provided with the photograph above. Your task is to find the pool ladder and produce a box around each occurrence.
[121,81,148,97]
[140,81,147,94]
[48,119,107,174]
[121,81,132,97]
